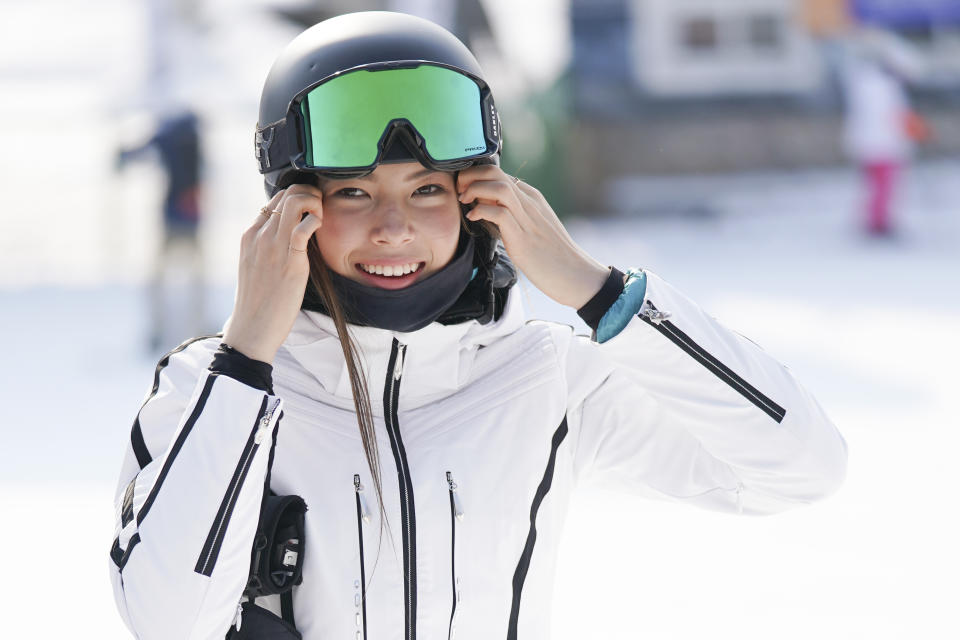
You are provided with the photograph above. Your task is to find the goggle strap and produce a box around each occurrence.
[255,117,299,174]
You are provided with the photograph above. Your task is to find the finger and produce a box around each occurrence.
[462,180,534,234]
[251,191,284,227]
[290,210,323,253]
[282,181,323,196]
[254,191,287,239]
[459,177,525,214]
[244,192,285,250]
[458,178,520,208]
[514,179,545,202]
[513,181,570,236]
[274,182,321,214]
[513,182,547,221]
[456,163,507,192]
[275,192,323,239]
[249,209,272,237]
[466,203,522,239]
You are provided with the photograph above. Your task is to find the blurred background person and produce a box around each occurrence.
[840,27,929,236]
[116,110,206,351]
[114,0,210,351]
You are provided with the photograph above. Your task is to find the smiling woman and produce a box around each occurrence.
[314,164,462,288]
[107,11,847,640]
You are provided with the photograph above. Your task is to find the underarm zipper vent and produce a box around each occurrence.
[638,301,786,423]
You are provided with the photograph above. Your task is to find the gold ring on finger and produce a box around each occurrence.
[259,206,272,217]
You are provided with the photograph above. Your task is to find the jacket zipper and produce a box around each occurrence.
[638,301,786,423]
[354,474,370,640]
[446,471,463,640]
[195,397,281,576]
[383,339,417,640]
[232,601,243,632]
[120,478,136,528]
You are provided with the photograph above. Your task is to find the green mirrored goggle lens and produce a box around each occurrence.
[302,65,488,169]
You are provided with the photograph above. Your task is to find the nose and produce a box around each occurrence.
[370,204,414,246]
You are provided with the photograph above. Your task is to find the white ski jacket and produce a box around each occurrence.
[109,270,847,640]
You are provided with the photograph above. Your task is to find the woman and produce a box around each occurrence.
[109,12,847,640]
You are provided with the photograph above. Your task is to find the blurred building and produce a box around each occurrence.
[572,0,829,111]
[567,0,960,213]
[632,0,822,98]
[268,0,492,49]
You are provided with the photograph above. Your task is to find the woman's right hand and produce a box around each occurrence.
[222,184,324,364]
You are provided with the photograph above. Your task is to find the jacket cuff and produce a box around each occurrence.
[577,267,625,332]
[209,343,274,393]
[596,269,647,343]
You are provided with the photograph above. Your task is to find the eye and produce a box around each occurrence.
[334,187,367,199]
[414,183,445,196]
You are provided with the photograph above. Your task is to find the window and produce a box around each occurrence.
[748,14,783,51]
[682,16,719,52]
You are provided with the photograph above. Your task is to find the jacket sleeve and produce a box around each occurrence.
[108,337,284,639]
[564,270,848,515]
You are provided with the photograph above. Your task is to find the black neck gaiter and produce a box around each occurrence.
[301,232,476,332]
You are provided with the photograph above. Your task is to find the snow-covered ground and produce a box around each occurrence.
[2,1,960,638]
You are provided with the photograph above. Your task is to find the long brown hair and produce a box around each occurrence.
[304,233,392,560]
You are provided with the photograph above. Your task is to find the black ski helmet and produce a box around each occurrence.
[256,11,502,196]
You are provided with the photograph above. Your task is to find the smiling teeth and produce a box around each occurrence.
[360,262,421,276]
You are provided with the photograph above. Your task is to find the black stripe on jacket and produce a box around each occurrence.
[508,416,569,640]
[130,334,223,469]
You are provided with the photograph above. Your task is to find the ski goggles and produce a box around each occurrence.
[255,62,501,177]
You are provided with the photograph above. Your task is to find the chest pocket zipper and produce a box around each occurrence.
[446,471,464,640]
[354,474,370,640]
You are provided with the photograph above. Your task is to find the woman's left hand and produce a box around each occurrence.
[458,165,610,309]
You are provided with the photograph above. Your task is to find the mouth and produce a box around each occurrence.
[354,261,426,290]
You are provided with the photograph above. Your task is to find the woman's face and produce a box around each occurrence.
[314,162,462,290]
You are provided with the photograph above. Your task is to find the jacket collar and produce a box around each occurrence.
[279,289,525,409]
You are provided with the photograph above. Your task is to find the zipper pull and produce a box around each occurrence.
[233,601,243,632]
[446,471,464,521]
[255,398,281,444]
[736,482,744,515]
[393,344,406,380]
[640,300,671,325]
[354,474,371,523]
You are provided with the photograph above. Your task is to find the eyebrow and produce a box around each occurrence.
[405,168,441,181]
[350,167,442,183]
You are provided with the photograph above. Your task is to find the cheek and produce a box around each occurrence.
[423,207,462,262]
[312,215,360,276]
